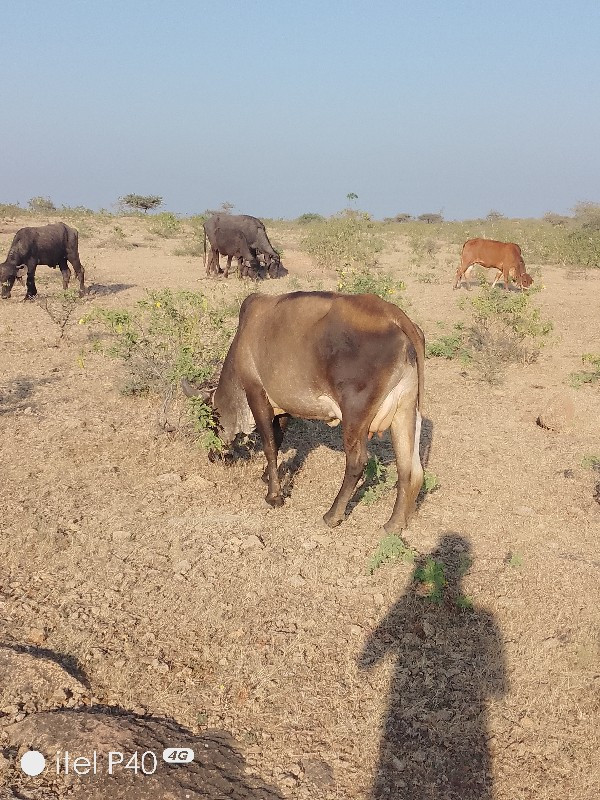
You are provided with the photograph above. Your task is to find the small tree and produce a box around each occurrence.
[347,192,358,205]
[394,213,413,223]
[28,196,56,213]
[418,212,444,224]
[119,194,163,213]
[572,201,600,231]
[486,209,506,222]
[543,211,570,227]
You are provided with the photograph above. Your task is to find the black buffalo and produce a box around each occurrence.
[203,216,261,279]
[0,222,85,300]
[203,214,282,279]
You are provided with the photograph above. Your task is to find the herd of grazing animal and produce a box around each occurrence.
[1,215,533,531]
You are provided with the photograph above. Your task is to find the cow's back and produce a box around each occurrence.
[230,292,422,411]
[462,238,522,268]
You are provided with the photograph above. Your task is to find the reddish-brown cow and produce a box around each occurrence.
[453,238,533,290]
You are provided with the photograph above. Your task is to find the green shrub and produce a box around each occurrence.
[149,212,182,238]
[426,325,470,361]
[28,196,56,213]
[82,289,239,446]
[464,284,552,382]
[297,212,324,224]
[302,211,384,271]
[0,202,23,219]
[336,266,406,304]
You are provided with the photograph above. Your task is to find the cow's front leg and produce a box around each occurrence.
[261,415,290,483]
[25,261,38,300]
[323,423,369,527]
[246,386,284,507]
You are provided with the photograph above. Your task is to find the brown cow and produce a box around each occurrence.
[453,238,533,290]
[182,291,425,534]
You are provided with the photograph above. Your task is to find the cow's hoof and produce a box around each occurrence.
[266,494,284,508]
[24,294,37,302]
[1,294,10,300]
[383,519,407,535]
[322,511,343,528]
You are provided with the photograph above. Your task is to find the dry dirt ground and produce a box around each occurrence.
[0,215,598,799]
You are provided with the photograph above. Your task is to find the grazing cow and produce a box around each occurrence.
[453,238,533,290]
[204,214,282,278]
[0,222,85,300]
[183,291,425,533]
[203,216,261,279]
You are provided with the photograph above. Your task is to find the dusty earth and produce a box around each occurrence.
[0,214,598,799]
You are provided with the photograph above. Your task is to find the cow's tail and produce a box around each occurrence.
[203,231,207,272]
[393,312,425,413]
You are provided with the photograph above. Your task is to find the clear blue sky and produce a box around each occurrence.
[1,0,599,220]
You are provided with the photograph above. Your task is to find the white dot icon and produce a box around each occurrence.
[20,750,46,776]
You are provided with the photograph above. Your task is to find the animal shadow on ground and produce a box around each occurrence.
[85,282,135,297]
[0,375,57,416]
[0,643,91,689]
[358,533,507,800]
[229,415,434,521]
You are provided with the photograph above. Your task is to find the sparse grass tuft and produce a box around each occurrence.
[37,289,84,342]
[569,353,600,387]
[421,470,440,494]
[426,325,470,361]
[367,535,416,573]
[582,455,600,471]
[361,456,397,505]
[414,558,446,603]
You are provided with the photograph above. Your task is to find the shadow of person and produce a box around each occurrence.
[358,534,507,800]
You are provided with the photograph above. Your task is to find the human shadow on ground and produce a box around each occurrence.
[358,533,507,800]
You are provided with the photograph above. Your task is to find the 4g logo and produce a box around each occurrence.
[163,748,195,765]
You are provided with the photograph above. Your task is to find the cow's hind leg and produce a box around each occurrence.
[323,422,369,527]
[385,390,423,534]
[69,256,85,296]
[246,386,285,507]
[453,260,471,290]
[59,258,71,291]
